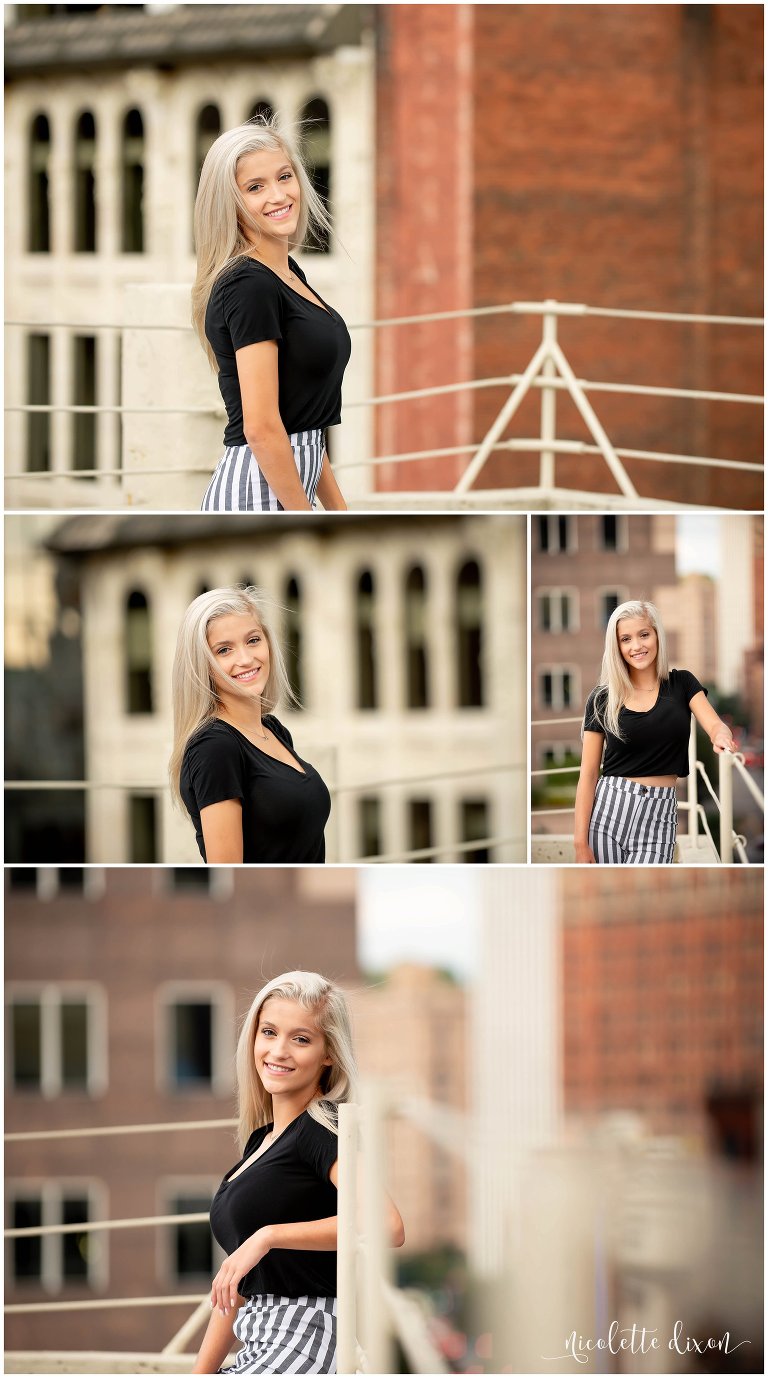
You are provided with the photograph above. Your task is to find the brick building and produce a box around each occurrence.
[374,3,763,505]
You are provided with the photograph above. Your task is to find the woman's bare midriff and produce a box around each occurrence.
[624,775,677,787]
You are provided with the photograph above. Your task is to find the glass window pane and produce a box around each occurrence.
[60,1001,88,1088]
[61,1195,89,1280]
[12,1198,42,1280]
[172,1194,214,1279]
[12,1002,42,1089]
[172,1002,213,1087]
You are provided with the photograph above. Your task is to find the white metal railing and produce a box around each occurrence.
[531,716,763,862]
[6,300,762,504]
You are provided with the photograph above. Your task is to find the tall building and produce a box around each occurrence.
[35,513,526,864]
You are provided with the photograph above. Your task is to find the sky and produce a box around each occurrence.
[357,868,479,981]
[675,515,722,578]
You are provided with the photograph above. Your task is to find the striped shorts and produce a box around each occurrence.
[201,429,325,512]
[588,775,678,864]
[223,1295,338,1375]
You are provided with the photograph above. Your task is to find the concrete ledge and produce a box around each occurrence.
[5,1355,193,1374]
[532,834,721,864]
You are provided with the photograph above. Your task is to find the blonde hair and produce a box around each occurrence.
[192,115,333,370]
[585,599,669,739]
[169,585,297,808]
[235,971,357,1150]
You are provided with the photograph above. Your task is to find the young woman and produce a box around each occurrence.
[574,599,736,864]
[192,971,405,1375]
[192,118,351,513]
[170,587,331,864]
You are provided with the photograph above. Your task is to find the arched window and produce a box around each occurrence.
[121,108,144,252]
[284,576,303,704]
[125,590,153,713]
[28,113,51,252]
[300,97,331,253]
[356,571,377,710]
[74,111,96,252]
[194,103,220,194]
[404,565,429,709]
[247,100,274,124]
[456,560,483,708]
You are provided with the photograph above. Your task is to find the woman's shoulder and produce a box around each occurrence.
[264,713,293,745]
[666,668,707,699]
[184,719,242,756]
[211,256,282,301]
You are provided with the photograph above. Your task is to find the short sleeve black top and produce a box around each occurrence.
[205,257,352,446]
[583,669,707,778]
[180,717,331,863]
[209,1108,339,1299]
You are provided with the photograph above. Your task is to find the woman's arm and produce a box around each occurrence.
[199,799,244,864]
[689,691,737,754]
[236,341,313,511]
[191,1299,244,1375]
[573,731,604,863]
[209,1161,405,1316]
[315,450,347,511]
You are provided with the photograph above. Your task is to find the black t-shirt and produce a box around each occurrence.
[209,1109,339,1299]
[583,669,707,778]
[205,256,352,446]
[180,716,331,863]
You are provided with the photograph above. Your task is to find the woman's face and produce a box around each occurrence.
[207,612,270,706]
[254,997,332,1103]
[616,615,658,673]
[236,147,301,247]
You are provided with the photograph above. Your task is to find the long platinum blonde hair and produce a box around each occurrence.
[235,971,358,1150]
[585,599,669,739]
[169,585,297,808]
[192,115,333,370]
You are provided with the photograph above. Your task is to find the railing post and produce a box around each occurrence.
[336,1102,359,1375]
[360,1082,394,1376]
[539,303,558,490]
[719,753,734,863]
[687,716,699,847]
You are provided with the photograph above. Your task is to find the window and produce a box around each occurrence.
[538,590,576,633]
[8,1185,102,1288]
[456,560,483,707]
[461,799,490,863]
[300,97,331,253]
[72,335,97,475]
[356,571,377,709]
[164,1186,217,1282]
[599,515,626,552]
[409,800,433,862]
[598,589,626,627]
[125,590,153,713]
[194,103,221,188]
[160,987,231,1094]
[168,869,212,894]
[247,100,274,123]
[129,794,157,864]
[6,985,106,1096]
[539,743,581,770]
[121,108,144,252]
[539,669,576,712]
[28,113,51,252]
[404,565,429,709]
[7,869,39,892]
[284,576,303,703]
[26,333,51,472]
[358,797,381,858]
[73,111,96,252]
[537,515,573,553]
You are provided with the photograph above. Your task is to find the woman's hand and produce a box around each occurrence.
[574,841,597,864]
[711,725,737,755]
[210,1228,272,1316]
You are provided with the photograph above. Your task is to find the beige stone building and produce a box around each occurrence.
[4,4,375,509]
[46,512,526,862]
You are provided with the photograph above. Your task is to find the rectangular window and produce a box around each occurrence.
[26,333,50,473]
[129,794,157,864]
[539,670,575,712]
[7,988,103,1096]
[538,591,575,633]
[600,591,622,626]
[7,868,39,892]
[537,515,572,553]
[169,869,212,893]
[72,335,97,476]
[600,515,618,550]
[8,1189,97,1288]
[359,797,381,858]
[461,800,490,863]
[170,1001,214,1088]
[408,800,433,862]
[169,1192,215,1281]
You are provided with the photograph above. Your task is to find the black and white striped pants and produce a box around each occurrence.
[588,775,678,864]
[201,429,325,512]
[222,1294,337,1374]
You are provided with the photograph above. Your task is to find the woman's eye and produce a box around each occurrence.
[249,636,261,645]
[261,1027,275,1036]
[216,646,230,655]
